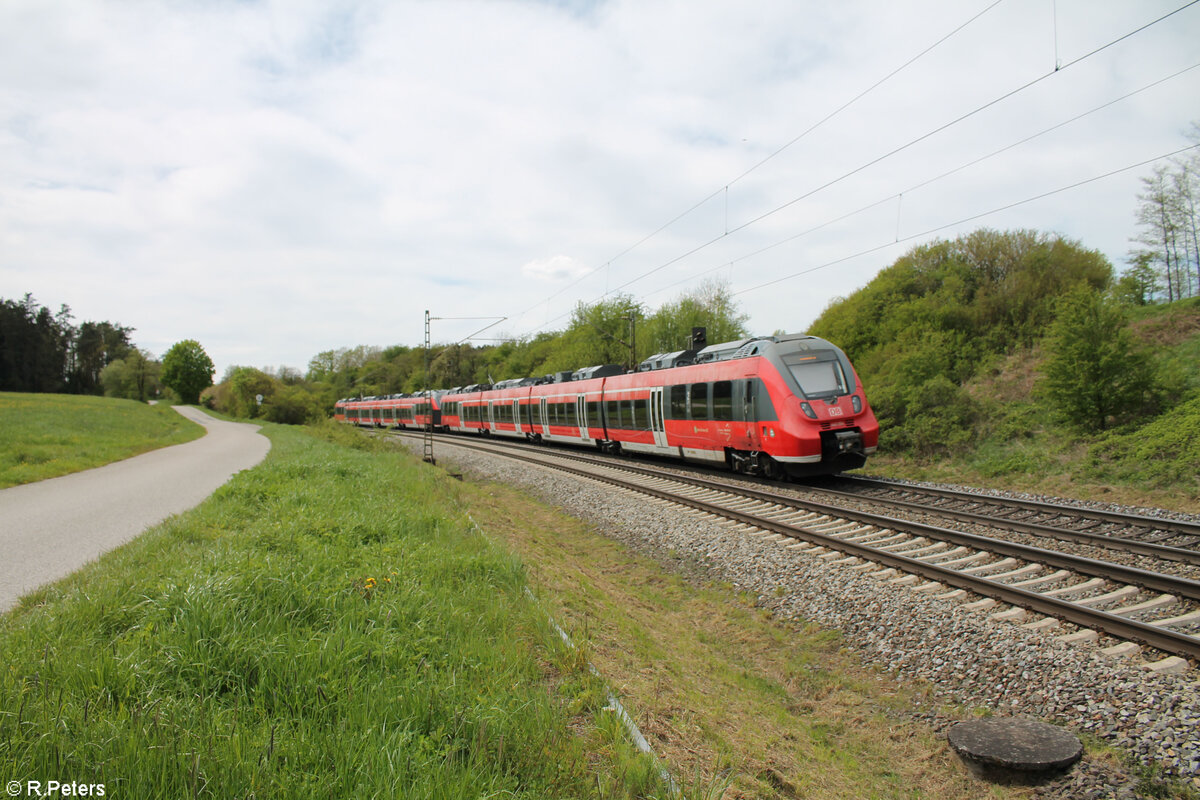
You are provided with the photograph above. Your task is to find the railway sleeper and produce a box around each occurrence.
[932,550,991,569]
[1101,641,1141,658]
[886,536,929,552]
[859,532,912,549]
[1010,569,1072,589]
[988,563,1043,582]
[1152,608,1200,629]
[961,557,1019,576]
[1042,577,1106,598]
[1111,593,1177,616]
[840,527,890,542]
[1056,628,1099,644]
[1071,585,1139,608]
[1021,617,1060,632]
[989,606,1027,623]
[899,541,951,558]
[920,545,971,563]
[1144,656,1189,674]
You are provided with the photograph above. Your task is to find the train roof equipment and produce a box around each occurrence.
[637,350,696,372]
[572,364,624,380]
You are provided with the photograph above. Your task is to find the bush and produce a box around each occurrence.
[1085,397,1200,487]
[1038,286,1158,432]
[879,375,978,460]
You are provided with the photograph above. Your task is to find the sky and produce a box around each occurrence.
[2,0,1199,380]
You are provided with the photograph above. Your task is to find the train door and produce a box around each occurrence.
[649,387,668,448]
[512,399,521,434]
[539,398,548,436]
[576,395,589,440]
[744,377,761,450]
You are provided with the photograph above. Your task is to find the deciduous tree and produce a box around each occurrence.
[161,339,215,404]
[1039,287,1156,432]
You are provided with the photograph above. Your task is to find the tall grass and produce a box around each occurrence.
[0,393,203,487]
[0,424,662,798]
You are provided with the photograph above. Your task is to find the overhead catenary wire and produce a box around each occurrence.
[515,1,1200,339]
[597,0,1200,306]
[639,59,1200,303]
[514,0,1004,323]
[730,142,1200,300]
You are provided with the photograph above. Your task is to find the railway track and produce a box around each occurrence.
[828,475,1200,559]
[391,430,1200,668]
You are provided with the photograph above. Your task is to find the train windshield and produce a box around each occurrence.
[782,353,850,399]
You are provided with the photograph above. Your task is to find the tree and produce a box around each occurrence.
[1114,252,1159,306]
[161,339,215,404]
[99,348,161,401]
[70,320,134,394]
[641,277,750,355]
[540,295,644,374]
[1131,136,1200,302]
[227,366,274,418]
[1038,286,1157,432]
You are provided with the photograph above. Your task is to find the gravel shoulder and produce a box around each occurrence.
[0,406,270,613]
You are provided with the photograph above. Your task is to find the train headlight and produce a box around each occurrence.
[852,395,862,414]
[800,402,817,419]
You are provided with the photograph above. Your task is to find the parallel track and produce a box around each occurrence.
[392,430,1200,664]
[833,475,1200,555]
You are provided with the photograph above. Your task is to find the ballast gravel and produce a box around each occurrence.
[420,440,1200,798]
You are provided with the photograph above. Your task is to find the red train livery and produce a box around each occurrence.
[336,333,879,478]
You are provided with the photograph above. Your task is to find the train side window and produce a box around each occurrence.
[712,381,732,421]
[755,379,779,421]
[690,383,708,420]
[587,401,600,428]
[731,380,746,421]
[668,385,687,419]
[606,400,622,429]
[566,401,577,427]
[633,398,650,431]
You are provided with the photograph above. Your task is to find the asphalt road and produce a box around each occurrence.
[0,406,270,613]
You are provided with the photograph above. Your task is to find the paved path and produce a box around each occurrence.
[0,406,270,612]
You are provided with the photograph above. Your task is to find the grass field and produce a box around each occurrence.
[0,392,204,488]
[0,421,667,799]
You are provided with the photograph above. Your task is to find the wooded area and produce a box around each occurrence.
[0,294,150,398]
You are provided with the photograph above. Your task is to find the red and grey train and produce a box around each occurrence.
[336,333,879,478]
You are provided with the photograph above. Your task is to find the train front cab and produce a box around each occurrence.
[756,336,878,477]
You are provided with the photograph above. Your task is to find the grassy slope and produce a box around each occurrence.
[861,301,1200,513]
[465,480,1030,800]
[0,392,204,488]
[0,422,660,799]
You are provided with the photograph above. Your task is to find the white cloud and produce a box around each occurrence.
[1,0,1198,377]
[520,254,592,281]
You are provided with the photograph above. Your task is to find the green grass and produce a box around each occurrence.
[0,392,204,488]
[465,476,1026,799]
[0,422,665,799]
